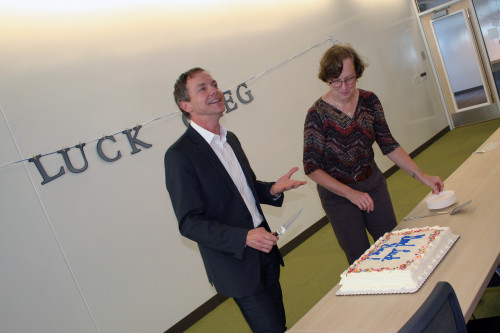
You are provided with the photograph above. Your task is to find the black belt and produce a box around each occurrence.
[336,162,376,184]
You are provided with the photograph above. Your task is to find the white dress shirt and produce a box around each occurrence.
[191,122,263,228]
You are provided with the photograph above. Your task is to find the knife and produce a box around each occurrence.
[273,208,303,236]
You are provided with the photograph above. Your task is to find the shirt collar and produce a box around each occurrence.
[191,121,227,146]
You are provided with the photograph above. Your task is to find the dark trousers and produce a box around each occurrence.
[233,248,286,333]
[317,166,397,265]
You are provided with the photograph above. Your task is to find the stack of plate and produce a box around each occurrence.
[425,190,457,210]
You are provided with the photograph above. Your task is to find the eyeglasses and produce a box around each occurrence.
[329,76,357,88]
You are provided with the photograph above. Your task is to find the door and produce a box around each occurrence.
[420,0,499,127]
[472,0,500,98]
[431,10,490,111]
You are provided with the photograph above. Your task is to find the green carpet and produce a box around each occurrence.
[184,119,500,333]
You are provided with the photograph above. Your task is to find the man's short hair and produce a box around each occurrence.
[173,67,205,119]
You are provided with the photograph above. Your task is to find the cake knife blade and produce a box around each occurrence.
[402,199,472,221]
[273,208,302,236]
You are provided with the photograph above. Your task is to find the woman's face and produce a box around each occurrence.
[329,57,357,102]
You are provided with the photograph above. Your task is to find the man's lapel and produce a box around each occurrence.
[186,126,243,199]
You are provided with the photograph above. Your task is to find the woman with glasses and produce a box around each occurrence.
[303,43,444,265]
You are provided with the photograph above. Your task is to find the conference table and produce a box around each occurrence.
[288,127,500,332]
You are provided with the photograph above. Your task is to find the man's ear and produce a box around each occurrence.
[179,100,191,114]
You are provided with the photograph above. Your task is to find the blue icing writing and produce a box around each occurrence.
[368,234,426,262]
[381,248,410,261]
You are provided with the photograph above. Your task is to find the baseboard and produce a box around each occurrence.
[165,293,228,333]
[165,126,450,332]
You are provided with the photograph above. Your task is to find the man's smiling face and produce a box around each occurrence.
[180,71,226,122]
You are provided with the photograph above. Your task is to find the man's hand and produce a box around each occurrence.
[270,167,307,197]
[246,228,278,253]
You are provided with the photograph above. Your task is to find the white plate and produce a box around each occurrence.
[426,190,456,210]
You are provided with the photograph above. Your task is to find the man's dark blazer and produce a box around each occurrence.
[164,125,284,298]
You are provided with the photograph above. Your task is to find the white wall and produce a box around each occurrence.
[0,1,447,332]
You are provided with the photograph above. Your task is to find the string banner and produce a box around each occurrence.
[1,35,336,185]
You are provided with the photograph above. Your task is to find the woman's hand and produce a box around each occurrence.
[416,172,444,194]
[346,188,374,213]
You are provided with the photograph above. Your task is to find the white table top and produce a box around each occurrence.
[288,128,500,332]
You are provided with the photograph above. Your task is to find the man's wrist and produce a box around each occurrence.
[270,186,279,197]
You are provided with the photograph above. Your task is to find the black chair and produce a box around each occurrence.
[398,281,468,333]
[486,264,500,288]
[467,265,500,332]
[466,265,500,332]
[467,316,500,332]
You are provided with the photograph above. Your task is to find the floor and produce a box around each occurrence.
[454,86,488,110]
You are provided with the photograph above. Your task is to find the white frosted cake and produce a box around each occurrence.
[336,226,459,295]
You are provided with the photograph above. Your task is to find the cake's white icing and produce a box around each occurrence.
[336,226,459,295]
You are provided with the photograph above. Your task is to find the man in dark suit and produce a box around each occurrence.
[164,68,306,332]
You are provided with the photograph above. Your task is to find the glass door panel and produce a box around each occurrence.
[431,10,492,112]
[415,0,455,13]
[473,0,500,96]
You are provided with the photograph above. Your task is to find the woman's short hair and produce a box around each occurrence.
[318,44,366,83]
